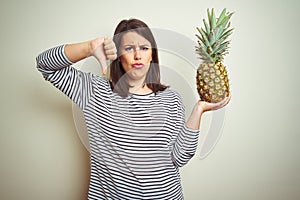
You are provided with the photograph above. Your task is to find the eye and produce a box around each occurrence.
[141,46,150,51]
[124,46,134,52]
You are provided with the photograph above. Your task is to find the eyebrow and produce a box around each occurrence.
[122,44,151,47]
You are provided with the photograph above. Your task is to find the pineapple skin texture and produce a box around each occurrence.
[196,62,230,103]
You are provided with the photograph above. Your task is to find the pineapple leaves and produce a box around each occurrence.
[217,12,233,31]
[196,34,207,50]
[207,9,211,27]
[196,47,213,62]
[203,19,210,36]
[214,41,230,55]
[196,8,234,62]
[210,8,217,31]
[216,8,227,26]
[220,28,234,42]
[197,27,210,48]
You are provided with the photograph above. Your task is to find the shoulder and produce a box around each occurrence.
[92,74,109,84]
[157,88,183,104]
[89,74,112,93]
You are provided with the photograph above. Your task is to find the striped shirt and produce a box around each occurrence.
[36,45,200,200]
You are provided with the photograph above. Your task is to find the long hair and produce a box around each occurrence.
[109,18,168,97]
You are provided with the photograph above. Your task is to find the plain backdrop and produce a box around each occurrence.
[0,0,299,199]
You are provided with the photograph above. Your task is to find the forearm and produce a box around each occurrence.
[171,125,200,167]
[186,101,204,130]
[64,41,92,63]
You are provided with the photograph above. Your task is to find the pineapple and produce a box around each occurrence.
[196,8,234,103]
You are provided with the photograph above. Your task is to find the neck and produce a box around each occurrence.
[128,78,152,95]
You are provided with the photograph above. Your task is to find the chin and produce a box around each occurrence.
[127,69,147,79]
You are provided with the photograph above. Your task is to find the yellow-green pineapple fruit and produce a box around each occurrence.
[196,8,234,103]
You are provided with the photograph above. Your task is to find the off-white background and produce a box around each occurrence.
[1,0,299,199]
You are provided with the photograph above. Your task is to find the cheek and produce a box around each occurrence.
[120,55,132,72]
[144,51,153,63]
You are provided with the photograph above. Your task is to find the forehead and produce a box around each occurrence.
[121,31,151,46]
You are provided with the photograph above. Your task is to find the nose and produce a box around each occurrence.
[134,48,141,60]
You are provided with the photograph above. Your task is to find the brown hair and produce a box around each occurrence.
[109,18,168,97]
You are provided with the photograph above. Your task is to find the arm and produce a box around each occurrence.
[64,41,91,63]
[170,94,200,167]
[171,95,231,167]
[64,37,117,74]
[36,37,117,109]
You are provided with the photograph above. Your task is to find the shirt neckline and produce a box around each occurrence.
[129,92,155,99]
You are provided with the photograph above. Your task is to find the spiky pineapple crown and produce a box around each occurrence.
[196,8,234,63]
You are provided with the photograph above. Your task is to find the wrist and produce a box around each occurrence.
[87,40,94,56]
[89,38,104,56]
[197,100,205,115]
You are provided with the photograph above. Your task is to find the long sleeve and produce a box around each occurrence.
[171,94,200,167]
[36,45,94,110]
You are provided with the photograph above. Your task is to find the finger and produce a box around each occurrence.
[98,58,107,75]
[105,48,117,56]
[218,96,231,108]
[104,45,117,58]
[225,95,231,105]
[224,94,231,104]
[104,46,117,59]
[103,36,114,46]
[104,37,117,52]
[206,98,227,110]
[107,54,117,60]
[103,41,115,50]
[105,45,117,60]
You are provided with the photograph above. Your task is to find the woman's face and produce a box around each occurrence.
[119,31,152,82]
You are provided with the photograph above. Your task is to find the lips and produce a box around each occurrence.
[132,63,144,68]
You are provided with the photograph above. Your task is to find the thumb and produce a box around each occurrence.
[98,58,107,75]
[90,37,108,75]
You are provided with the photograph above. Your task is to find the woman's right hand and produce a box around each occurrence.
[90,37,117,75]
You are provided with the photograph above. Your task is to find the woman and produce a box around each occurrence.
[36,18,230,200]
